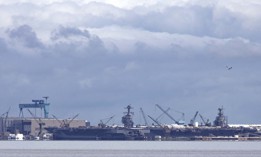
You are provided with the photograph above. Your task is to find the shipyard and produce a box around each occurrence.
[1,97,261,141]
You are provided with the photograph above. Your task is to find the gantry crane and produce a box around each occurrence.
[19,97,50,118]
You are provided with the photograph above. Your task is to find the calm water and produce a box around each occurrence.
[0,141,261,157]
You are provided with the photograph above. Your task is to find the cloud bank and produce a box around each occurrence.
[0,0,261,124]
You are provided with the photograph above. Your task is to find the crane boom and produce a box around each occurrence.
[99,115,115,128]
[175,110,185,124]
[155,104,179,124]
[27,109,34,117]
[27,109,44,124]
[105,115,114,125]
[190,111,199,125]
[156,107,170,121]
[140,108,148,126]
[1,107,10,132]
[67,113,79,125]
[100,115,115,125]
[199,114,211,126]
[27,109,45,137]
[147,115,164,128]
[52,114,63,127]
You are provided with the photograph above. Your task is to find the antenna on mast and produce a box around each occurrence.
[43,96,49,103]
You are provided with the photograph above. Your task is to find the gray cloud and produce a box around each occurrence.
[49,26,106,58]
[7,25,44,48]
[51,26,90,40]
[0,38,7,54]
[0,0,261,125]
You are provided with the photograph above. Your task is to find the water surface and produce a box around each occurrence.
[0,141,260,157]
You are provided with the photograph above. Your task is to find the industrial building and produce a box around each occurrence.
[0,98,88,140]
[0,117,87,140]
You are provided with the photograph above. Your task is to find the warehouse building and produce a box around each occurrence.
[0,117,87,140]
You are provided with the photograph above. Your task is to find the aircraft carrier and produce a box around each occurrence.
[147,107,260,140]
[46,105,150,140]
[46,105,261,141]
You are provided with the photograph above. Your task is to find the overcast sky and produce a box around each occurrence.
[0,0,261,125]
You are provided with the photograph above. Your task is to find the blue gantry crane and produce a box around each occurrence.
[19,97,50,118]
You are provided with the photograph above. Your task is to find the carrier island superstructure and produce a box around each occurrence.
[1,98,261,140]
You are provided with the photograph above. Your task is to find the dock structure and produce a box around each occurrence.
[19,98,50,118]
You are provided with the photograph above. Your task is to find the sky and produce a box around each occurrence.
[0,0,261,125]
